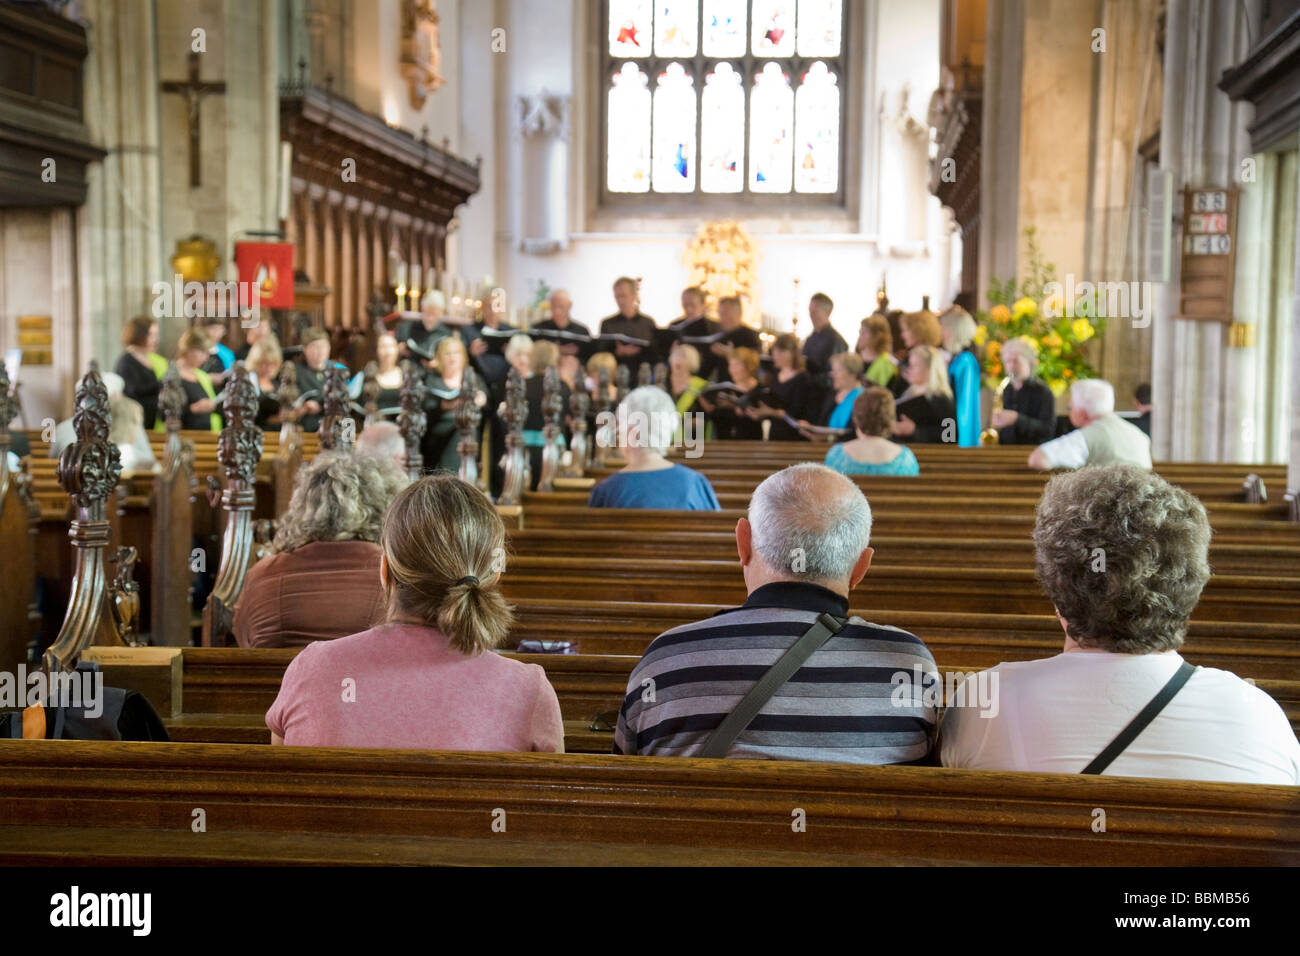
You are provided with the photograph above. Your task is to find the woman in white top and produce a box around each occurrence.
[940,465,1300,784]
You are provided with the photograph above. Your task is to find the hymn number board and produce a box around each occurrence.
[1176,187,1238,323]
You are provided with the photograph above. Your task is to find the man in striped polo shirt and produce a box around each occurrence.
[614,463,940,763]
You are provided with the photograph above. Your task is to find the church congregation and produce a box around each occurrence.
[1,0,1299,880]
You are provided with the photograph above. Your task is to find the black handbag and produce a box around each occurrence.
[1,661,169,741]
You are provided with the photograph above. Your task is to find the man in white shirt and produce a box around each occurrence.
[1027,378,1151,471]
[940,465,1300,784]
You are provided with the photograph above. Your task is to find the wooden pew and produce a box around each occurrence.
[1,742,1295,865]
[0,366,39,671]
[151,371,198,647]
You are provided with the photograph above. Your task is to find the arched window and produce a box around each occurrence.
[602,0,848,203]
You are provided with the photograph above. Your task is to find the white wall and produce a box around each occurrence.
[452,0,947,342]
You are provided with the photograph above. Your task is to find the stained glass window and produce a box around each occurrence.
[795,0,840,56]
[702,0,746,57]
[603,0,846,198]
[607,62,652,192]
[749,62,793,192]
[751,0,795,57]
[609,0,653,57]
[655,1,698,57]
[794,61,839,192]
[700,63,744,192]
[652,63,697,191]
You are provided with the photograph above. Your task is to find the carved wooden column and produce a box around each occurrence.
[592,368,612,469]
[44,368,126,672]
[537,367,564,492]
[273,363,303,517]
[498,368,528,506]
[637,363,652,388]
[0,364,39,671]
[150,369,197,646]
[615,366,631,405]
[397,359,427,481]
[201,365,263,647]
[456,367,484,488]
[318,366,353,451]
[564,389,591,478]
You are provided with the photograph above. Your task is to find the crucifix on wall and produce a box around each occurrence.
[161,52,226,188]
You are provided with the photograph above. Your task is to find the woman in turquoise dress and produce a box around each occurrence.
[824,386,920,476]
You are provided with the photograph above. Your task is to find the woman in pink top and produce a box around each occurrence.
[267,474,564,752]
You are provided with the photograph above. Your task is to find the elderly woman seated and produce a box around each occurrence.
[233,450,409,649]
[823,387,919,476]
[990,336,1056,445]
[940,465,1300,783]
[267,474,563,751]
[588,386,721,510]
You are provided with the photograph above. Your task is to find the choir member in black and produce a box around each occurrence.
[293,329,334,433]
[698,347,763,440]
[990,336,1057,445]
[463,299,516,391]
[892,345,958,444]
[175,328,222,432]
[234,313,274,362]
[664,285,720,370]
[1133,382,1152,437]
[531,289,594,362]
[367,332,406,420]
[801,292,848,390]
[747,333,815,441]
[113,316,167,430]
[598,276,657,373]
[421,336,485,472]
[247,339,285,431]
[396,291,455,366]
[706,295,761,382]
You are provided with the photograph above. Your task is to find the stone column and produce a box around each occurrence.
[977,0,1023,307]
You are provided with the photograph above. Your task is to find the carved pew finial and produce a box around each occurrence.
[44,367,125,672]
[202,365,263,646]
[537,366,564,492]
[637,362,652,389]
[319,366,353,451]
[615,365,630,405]
[592,368,612,469]
[397,359,427,480]
[159,366,185,431]
[498,367,528,506]
[563,388,591,477]
[455,366,485,489]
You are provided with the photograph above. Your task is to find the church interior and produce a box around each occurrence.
[1,0,1299,886]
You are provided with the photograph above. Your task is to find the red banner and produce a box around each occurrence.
[234,241,295,309]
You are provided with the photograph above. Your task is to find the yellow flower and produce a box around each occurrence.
[1048,377,1067,397]
[989,304,1012,324]
[986,340,1002,361]
[1043,291,1066,318]
[1071,318,1095,342]
[973,325,988,347]
[988,361,1003,379]
[1012,297,1038,319]
[1062,368,1074,379]
[1042,331,1063,355]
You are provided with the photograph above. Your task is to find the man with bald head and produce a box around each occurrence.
[614,463,939,762]
[532,288,594,362]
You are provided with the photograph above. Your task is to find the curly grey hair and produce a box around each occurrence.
[272,450,410,555]
[1033,465,1210,653]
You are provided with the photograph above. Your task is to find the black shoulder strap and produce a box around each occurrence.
[699,612,847,759]
[1081,660,1197,775]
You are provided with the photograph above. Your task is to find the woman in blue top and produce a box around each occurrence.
[824,387,920,476]
[588,386,721,510]
[798,351,864,441]
[939,307,982,448]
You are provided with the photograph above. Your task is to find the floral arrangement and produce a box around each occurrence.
[972,228,1103,396]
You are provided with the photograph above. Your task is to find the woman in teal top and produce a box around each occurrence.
[824,386,920,476]
[799,352,863,440]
